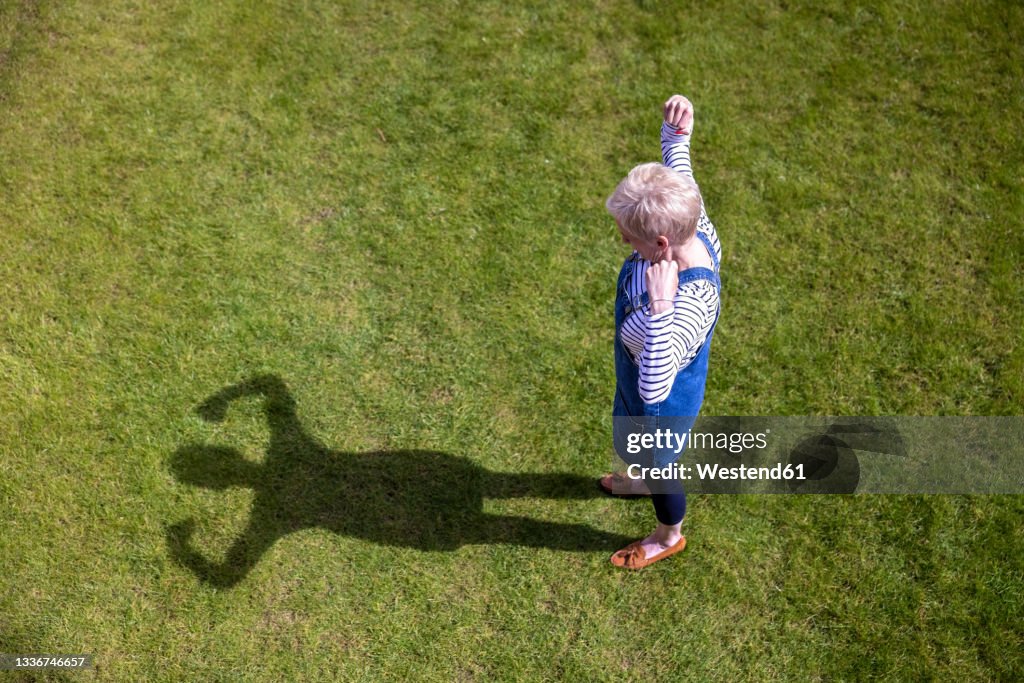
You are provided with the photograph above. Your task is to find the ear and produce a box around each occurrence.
[656,235,670,249]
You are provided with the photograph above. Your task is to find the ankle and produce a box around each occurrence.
[652,524,683,544]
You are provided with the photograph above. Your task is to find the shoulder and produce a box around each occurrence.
[674,280,719,320]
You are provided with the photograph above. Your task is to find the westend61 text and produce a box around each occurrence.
[624,429,770,455]
[626,462,806,482]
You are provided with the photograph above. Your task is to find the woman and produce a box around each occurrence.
[600,94,722,569]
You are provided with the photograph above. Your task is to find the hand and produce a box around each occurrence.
[645,259,679,315]
[663,94,694,135]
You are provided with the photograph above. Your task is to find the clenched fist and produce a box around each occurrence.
[663,95,694,135]
[645,259,679,316]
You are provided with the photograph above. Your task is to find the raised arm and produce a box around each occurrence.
[661,94,718,257]
[660,94,695,179]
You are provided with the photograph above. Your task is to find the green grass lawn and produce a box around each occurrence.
[2,0,1022,680]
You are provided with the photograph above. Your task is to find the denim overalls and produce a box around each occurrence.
[612,231,721,516]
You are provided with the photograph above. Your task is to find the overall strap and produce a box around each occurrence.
[696,231,720,274]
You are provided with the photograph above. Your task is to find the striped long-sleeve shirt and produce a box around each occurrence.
[619,122,722,404]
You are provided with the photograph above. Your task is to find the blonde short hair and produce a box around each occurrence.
[605,162,702,242]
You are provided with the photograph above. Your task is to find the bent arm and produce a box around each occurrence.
[638,294,716,405]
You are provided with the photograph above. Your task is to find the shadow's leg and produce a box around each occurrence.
[481,471,610,500]
[473,513,633,551]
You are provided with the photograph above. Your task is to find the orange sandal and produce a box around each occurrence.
[610,536,686,569]
[598,472,652,498]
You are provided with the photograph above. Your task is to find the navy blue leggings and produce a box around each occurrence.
[651,481,686,526]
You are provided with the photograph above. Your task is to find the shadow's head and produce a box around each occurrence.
[169,445,259,490]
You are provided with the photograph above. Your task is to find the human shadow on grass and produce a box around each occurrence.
[167,375,630,588]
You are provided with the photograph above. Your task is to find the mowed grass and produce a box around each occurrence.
[1,0,1022,680]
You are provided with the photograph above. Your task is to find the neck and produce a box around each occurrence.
[662,235,710,269]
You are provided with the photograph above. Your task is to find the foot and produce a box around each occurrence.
[598,472,651,497]
[610,530,686,569]
[635,530,683,560]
